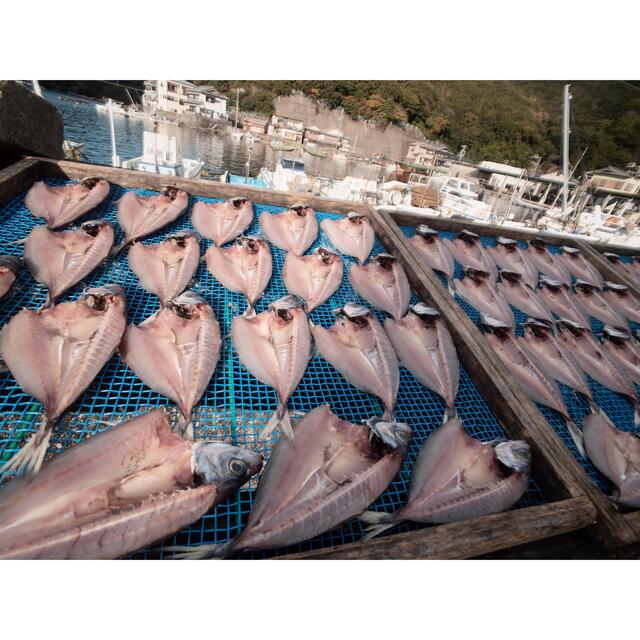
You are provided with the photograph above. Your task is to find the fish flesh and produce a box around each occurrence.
[128,231,200,304]
[454,267,515,327]
[349,253,410,320]
[497,270,553,321]
[114,186,189,254]
[602,282,640,323]
[0,256,20,300]
[120,291,221,439]
[408,225,455,276]
[601,326,640,385]
[0,285,127,475]
[574,280,628,329]
[526,239,572,285]
[282,247,343,311]
[25,177,110,229]
[520,320,592,400]
[583,411,640,508]
[168,405,411,558]
[558,246,604,288]
[205,236,272,314]
[360,416,530,536]
[320,212,375,264]
[485,319,584,454]
[259,203,318,256]
[487,237,538,289]
[603,252,640,286]
[191,196,253,246]
[24,219,114,305]
[443,229,497,281]
[312,303,399,416]
[0,409,262,559]
[538,276,590,326]
[384,303,459,413]
[231,295,311,439]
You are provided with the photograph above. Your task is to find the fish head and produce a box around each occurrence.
[192,442,263,495]
[604,281,628,295]
[161,185,182,201]
[82,284,126,312]
[602,325,631,345]
[562,245,580,257]
[411,302,440,326]
[575,280,600,295]
[347,211,367,225]
[315,247,340,264]
[481,315,512,337]
[236,236,265,254]
[373,253,397,271]
[457,229,480,245]
[464,266,490,283]
[168,290,209,319]
[529,238,548,251]
[499,269,522,284]
[603,252,622,264]
[270,295,305,323]
[0,255,21,275]
[523,318,552,339]
[80,176,105,190]
[335,302,372,329]
[366,416,412,454]
[496,236,518,252]
[494,440,531,474]
[229,196,251,209]
[415,224,438,243]
[557,318,587,337]
[290,203,313,217]
[81,219,111,237]
[168,231,196,248]
[539,276,565,291]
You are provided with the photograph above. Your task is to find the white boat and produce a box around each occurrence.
[62,140,84,161]
[259,157,309,193]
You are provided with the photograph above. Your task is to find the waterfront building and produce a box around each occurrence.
[143,81,228,119]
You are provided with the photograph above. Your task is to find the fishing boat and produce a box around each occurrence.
[62,140,85,161]
[271,141,297,152]
[303,145,329,158]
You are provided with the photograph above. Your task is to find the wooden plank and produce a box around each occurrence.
[0,157,42,206]
[282,497,595,559]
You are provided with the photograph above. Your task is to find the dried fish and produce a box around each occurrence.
[602,282,640,324]
[538,276,590,326]
[259,203,318,256]
[409,225,455,276]
[487,237,538,289]
[497,270,553,322]
[443,229,498,281]
[0,256,20,301]
[574,280,628,329]
[454,267,515,327]
[191,197,253,246]
[558,246,604,288]
[320,212,375,264]
[601,326,640,385]
[526,239,572,285]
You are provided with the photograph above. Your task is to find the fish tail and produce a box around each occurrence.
[359,510,400,541]
[444,403,457,421]
[635,404,640,429]
[38,293,53,311]
[199,254,207,264]
[566,418,586,458]
[0,419,52,476]
[260,405,294,440]
[163,539,236,560]
[110,240,129,257]
[242,303,256,318]
[446,276,456,297]
[0,236,28,246]
[174,413,194,440]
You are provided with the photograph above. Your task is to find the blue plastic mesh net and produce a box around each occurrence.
[402,224,640,499]
[0,180,545,559]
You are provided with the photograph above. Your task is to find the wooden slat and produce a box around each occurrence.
[0,157,42,206]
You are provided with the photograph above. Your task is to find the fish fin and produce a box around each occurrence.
[111,240,129,257]
[566,419,586,458]
[0,421,52,476]
[38,293,53,311]
[1,236,28,246]
[162,540,235,560]
[174,414,194,440]
[242,304,256,318]
[260,405,293,440]
[358,510,399,541]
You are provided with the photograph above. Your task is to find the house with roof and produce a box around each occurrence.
[143,81,228,120]
[267,114,305,143]
[242,113,269,136]
[404,140,448,167]
[585,166,640,196]
[303,126,346,150]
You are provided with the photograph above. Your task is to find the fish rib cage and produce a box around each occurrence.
[0,180,545,560]
[401,225,640,500]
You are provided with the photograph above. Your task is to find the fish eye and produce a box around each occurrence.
[229,458,247,477]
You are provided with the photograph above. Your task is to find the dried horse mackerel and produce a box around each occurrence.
[526,239,572,286]
[0,256,20,301]
[443,230,498,281]
[0,409,262,559]
[558,246,604,288]
[602,282,640,324]
[191,197,253,246]
[454,267,515,328]
[497,270,552,322]
[232,295,311,439]
[259,204,318,256]
[408,225,455,277]
[312,303,399,417]
[600,326,640,386]
[114,186,188,254]
[282,247,343,311]
[128,231,200,304]
[573,280,628,329]
[320,212,375,264]
[25,177,110,229]
[167,404,411,558]
[120,291,221,439]
[360,416,530,537]
[0,285,127,475]
[487,237,538,289]
[538,276,590,327]
[24,220,114,305]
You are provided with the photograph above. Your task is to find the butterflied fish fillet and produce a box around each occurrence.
[559,246,604,288]
[282,247,343,311]
[497,270,552,322]
[25,177,110,229]
[24,219,114,305]
[0,409,262,559]
[455,267,515,327]
[312,303,399,416]
[487,237,538,289]
[583,411,640,508]
[538,276,590,326]
[0,256,20,301]
[409,225,455,276]
[120,291,221,439]
[0,285,127,475]
[191,197,253,246]
[114,186,188,254]
[443,230,498,281]
[603,252,640,286]
[574,280,628,329]
[128,231,200,304]
[259,203,318,256]
[360,416,530,536]
[349,253,410,320]
[601,326,640,385]
[384,303,459,413]
[205,236,272,313]
[231,295,311,439]
[320,212,375,264]
[602,282,640,323]
[168,405,411,558]
[526,239,572,285]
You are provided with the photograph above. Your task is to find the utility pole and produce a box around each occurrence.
[562,83,572,216]
[107,99,119,167]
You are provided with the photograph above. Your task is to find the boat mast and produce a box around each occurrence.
[107,98,119,167]
[562,83,572,215]
[235,87,241,132]
[32,81,42,97]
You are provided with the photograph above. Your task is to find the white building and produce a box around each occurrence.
[143,81,228,119]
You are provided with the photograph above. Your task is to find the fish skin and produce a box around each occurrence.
[603,253,640,286]
[487,240,538,289]
[231,296,312,439]
[574,282,628,329]
[259,204,318,256]
[0,256,20,300]
[526,242,572,285]
[282,247,343,312]
[0,410,262,559]
[120,292,221,439]
[384,306,459,412]
[320,213,375,264]
[601,329,640,385]
[349,254,410,320]
[497,272,553,322]
[443,232,498,281]
[312,304,399,416]
[24,220,114,304]
[25,178,110,229]
[455,268,515,327]
[0,285,127,475]
[114,186,188,254]
[583,411,640,508]
[602,284,640,324]
[558,247,604,288]
[205,236,272,312]
[128,232,200,304]
[409,228,455,276]
[191,197,253,246]
[538,278,590,326]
